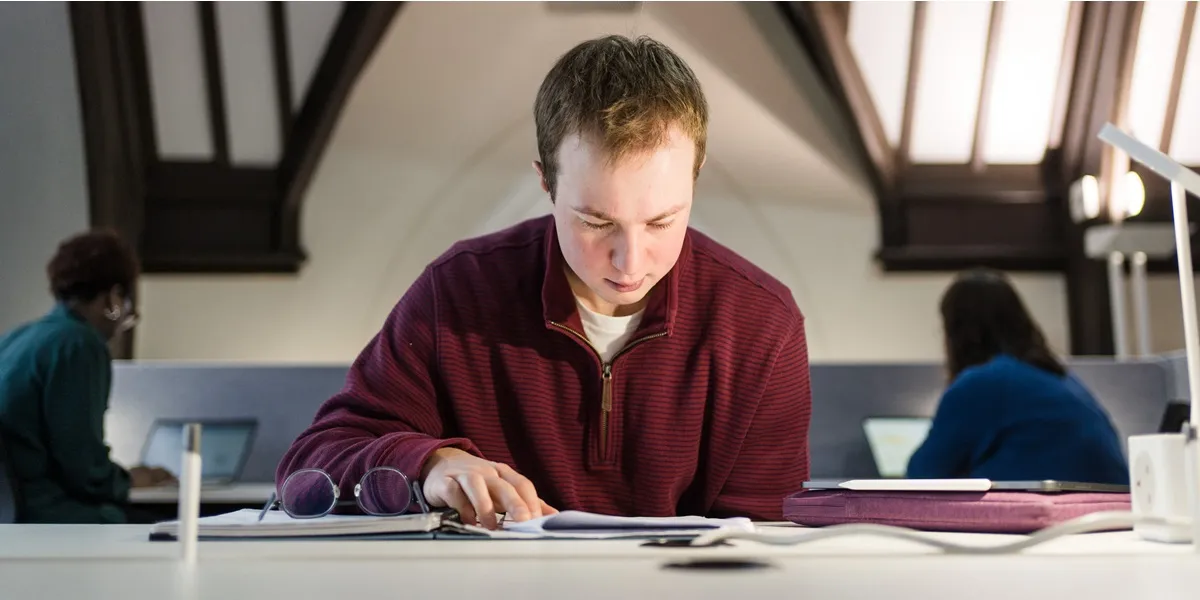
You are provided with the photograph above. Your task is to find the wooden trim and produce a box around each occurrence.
[1055,2,1145,356]
[198,2,230,164]
[125,6,157,166]
[1060,3,1110,179]
[780,1,894,187]
[829,2,851,36]
[1049,1,1084,150]
[277,2,402,254]
[897,0,927,169]
[1161,1,1196,155]
[69,3,160,359]
[141,252,306,274]
[1100,1,1142,223]
[146,163,279,205]
[776,1,902,248]
[877,246,1065,273]
[900,164,1043,203]
[270,2,294,146]
[971,1,1005,172]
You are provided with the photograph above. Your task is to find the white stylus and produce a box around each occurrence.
[178,423,202,563]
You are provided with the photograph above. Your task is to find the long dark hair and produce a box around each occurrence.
[940,268,1065,381]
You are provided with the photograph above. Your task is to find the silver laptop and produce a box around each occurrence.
[861,417,932,478]
[138,419,257,485]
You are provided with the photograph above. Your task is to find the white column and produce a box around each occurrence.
[1131,251,1152,356]
[1108,251,1129,359]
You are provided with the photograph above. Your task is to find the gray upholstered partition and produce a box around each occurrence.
[807,358,1172,478]
[106,358,1175,483]
[106,363,349,482]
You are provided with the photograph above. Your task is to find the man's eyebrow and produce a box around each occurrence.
[572,204,687,223]
[646,204,688,223]
[573,206,615,221]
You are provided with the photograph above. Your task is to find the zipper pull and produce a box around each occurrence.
[602,363,613,413]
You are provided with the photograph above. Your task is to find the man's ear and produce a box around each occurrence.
[532,161,551,195]
[698,153,707,172]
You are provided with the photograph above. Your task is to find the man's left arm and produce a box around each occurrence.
[709,317,812,520]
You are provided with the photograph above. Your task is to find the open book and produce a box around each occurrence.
[149,509,754,541]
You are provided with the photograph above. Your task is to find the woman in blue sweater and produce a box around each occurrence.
[906,269,1129,485]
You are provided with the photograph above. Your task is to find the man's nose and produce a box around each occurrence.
[611,230,642,275]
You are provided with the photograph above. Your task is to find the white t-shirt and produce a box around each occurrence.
[576,299,644,363]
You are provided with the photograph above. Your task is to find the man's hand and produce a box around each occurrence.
[128,466,177,488]
[420,448,557,529]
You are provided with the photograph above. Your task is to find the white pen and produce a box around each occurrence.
[178,423,202,563]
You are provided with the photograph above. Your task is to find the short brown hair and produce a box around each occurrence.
[534,35,708,199]
[46,230,140,302]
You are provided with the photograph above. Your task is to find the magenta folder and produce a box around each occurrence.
[783,489,1131,534]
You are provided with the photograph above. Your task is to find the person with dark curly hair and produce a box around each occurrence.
[0,230,174,523]
[906,268,1128,485]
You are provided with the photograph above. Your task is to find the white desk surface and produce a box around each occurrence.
[128,483,276,504]
[0,523,1196,600]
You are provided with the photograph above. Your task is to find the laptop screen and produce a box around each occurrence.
[862,417,932,478]
[140,421,256,483]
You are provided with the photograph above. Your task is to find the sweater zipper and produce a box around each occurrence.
[548,321,667,460]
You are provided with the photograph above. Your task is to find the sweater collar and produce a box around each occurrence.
[541,217,686,339]
[48,302,109,346]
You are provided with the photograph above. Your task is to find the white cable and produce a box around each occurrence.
[690,512,1193,555]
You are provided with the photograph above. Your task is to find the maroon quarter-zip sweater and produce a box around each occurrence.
[277,216,812,520]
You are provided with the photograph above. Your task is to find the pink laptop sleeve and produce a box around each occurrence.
[783,489,1131,534]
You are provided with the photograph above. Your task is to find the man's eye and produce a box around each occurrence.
[581,220,611,230]
[649,221,673,230]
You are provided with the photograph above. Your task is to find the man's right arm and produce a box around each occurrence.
[276,266,553,527]
[276,266,480,493]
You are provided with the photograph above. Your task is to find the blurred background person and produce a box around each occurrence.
[0,230,174,523]
[906,268,1129,485]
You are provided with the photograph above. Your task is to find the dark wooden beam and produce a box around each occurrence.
[69,2,159,359]
[197,2,230,164]
[277,2,403,256]
[1161,1,1196,155]
[147,163,279,206]
[776,2,894,191]
[971,1,1004,173]
[1100,2,1142,223]
[876,246,1064,273]
[899,164,1044,204]
[829,2,850,36]
[1049,1,1084,150]
[1055,2,1144,356]
[270,2,294,147]
[1060,3,1111,179]
[896,0,926,171]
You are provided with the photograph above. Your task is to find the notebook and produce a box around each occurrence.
[149,509,755,541]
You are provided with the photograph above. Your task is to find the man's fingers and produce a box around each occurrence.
[494,463,542,519]
[457,472,497,529]
[439,477,477,527]
[483,474,532,522]
[540,500,559,515]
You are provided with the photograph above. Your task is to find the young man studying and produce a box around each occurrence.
[278,35,812,527]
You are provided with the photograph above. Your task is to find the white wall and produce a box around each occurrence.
[136,1,1070,363]
[1126,274,1200,355]
[0,2,91,333]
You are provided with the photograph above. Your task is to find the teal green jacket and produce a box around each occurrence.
[0,303,130,523]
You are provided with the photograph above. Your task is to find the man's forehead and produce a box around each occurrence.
[557,128,697,165]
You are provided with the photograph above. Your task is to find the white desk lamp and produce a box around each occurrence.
[1098,123,1200,550]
